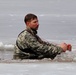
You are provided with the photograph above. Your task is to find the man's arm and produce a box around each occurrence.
[23,34,63,59]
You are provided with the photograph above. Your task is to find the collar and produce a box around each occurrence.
[26,26,37,35]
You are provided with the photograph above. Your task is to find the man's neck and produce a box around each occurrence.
[26,26,37,35]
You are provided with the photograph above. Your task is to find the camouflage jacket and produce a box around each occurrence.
[14,27,63,59]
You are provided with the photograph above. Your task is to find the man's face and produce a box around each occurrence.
[27,18,39,30]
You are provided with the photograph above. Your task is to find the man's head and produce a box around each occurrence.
[24,13,39,30]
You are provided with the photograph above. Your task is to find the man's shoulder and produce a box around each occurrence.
[17,30,33,40]
[18,30,27,36]
[18,30,31,37]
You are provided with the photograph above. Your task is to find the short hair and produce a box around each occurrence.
[24,13,37,23]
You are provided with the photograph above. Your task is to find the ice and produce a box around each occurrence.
[0,62,76,75]
[0,0,76,74]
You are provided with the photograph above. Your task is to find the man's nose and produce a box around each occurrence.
[37,22,39,26]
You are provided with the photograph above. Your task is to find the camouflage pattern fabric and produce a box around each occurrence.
[14,27,63,60]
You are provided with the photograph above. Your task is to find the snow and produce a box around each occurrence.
[0,62,76,75]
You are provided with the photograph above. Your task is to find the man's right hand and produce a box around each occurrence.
[59,43,67,52]
[59,43,72,52]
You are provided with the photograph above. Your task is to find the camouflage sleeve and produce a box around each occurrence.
[24,33,63,59]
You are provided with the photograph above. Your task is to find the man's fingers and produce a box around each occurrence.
[67,44,72,51]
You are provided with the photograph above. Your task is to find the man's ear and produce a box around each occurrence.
[26,22,29,26]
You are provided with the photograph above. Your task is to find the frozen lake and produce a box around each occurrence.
[0,62,76,75]
[0,0,76,74]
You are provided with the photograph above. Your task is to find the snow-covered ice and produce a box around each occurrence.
[0,62,76,75]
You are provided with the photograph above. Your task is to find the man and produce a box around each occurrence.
[14,13,72,60]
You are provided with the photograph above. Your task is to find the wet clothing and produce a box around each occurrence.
[14,27,63,59]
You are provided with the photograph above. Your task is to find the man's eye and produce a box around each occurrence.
[34,21,36,23]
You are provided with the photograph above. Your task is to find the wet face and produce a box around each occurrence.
[26,18,39,30]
